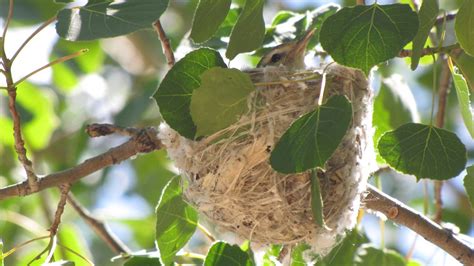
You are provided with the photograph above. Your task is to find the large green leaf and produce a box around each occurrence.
[190,0,232,43]
[290,243,311,266]
[190,67,255,137]
[125,256,161,266]
[154,48,227,139]
[354,244,406,266]
[378,123,467,180]
[464,165,474,209]
[56,0,169,40]
[270,95,352,174]
[156,176,198,266]
[373,75,419,162]
[411,0,439,70]
[448,58,474,138]
[315,230,369,266]
[204,242,253,266]
[455,0,474,56]
[320,4,419,74]
[226,0,265,59]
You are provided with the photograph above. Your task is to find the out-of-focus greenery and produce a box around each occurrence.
[0,1,472,265]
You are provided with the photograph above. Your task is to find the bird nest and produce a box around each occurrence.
[159,64,376,257]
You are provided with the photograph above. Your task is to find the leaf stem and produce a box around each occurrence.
[12,49,88,87]
[10,16,57,64]
[1,0,14,41]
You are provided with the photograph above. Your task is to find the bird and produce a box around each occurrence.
[256,28,316,69]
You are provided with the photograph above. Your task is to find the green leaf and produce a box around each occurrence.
[0,239,3,266]
[464,165,474,209]
[373,75,419,162]
[455,0,474,56]
[450,51,474,90]
[270,95,352,174]
[448,58,474,138]
[190,67,255,137]
[190,0,232,43]
[355,244,406,266]
[262,245,282,266]
[154,48,227,139]
[204,242,253,266]
[378,123,467,180]
[226,0,265,59]
[156,176,198,266]
[320,4,419,74]
[125,256,161,266]
[315,230,369,266]
[310,170,325,227]
[411,0,439,70]
[56,0,169,41]
[290,243,311,266]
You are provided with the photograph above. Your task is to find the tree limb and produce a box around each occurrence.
[364,185,474,265]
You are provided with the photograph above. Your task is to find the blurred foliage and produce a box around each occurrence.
[0,0,472,265]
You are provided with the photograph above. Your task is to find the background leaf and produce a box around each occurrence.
[315,230,369,266]
[125,256,162,266]
[450,51,474,90]
[411,0,439,70]
[204,242,253,266]
[154,48,227,139]
[190,67,255,137]
[354,244,406,266]
[373,75,419,162]
[190,0,232,43]
[378,123,467,180]
[270,95,352,174]
[455,0,474,56]
[320,4,419,74]
[290,243,311,266]
[448,58,474,138]
[226,0,265,59]
[464,165,474,209]
[155,176,198,265]
[310,170,325,227]
[56,0,169,40]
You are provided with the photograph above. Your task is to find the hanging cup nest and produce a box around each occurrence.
[159,64,376,256]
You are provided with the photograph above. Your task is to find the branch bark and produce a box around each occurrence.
[364,185,474,265]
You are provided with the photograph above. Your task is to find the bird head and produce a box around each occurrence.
[257,28,316,69]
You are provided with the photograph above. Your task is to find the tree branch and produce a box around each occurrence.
[365,185,474,265]
[153,19,175,68]
[0,127,162,201]
[398,44,460,58]
[67,193,131,254]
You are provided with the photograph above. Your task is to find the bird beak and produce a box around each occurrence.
[285,28,316,68]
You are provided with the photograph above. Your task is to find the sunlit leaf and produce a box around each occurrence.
[464,165,474,209]
[448,58,474,138]
[156,176,198,265]
[154,48,227,139]
[190,0,232,43]
[56,0,169,40]
[0,239,3,266]
[190,67,255,137]
[378,123,467,180]
[411,0,438,70]
[204,242,253,266]
[455,0,474,56]
[270,96,352,174]
[226,0,265,59]
[320,4,418,74]
[450,50,474,90]
[355,244,405,266]
[262,245,282,266]
[291,243,311,266]
[54,225,91,266]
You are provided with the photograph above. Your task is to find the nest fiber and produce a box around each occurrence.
[159,64,375,255]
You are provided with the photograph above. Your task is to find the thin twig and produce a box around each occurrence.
[364,185,474,265]
[0,127,162,200]
[398,44,460,58]
[153,20,175,68]
[49,184,71,236]
[67,193,131,254]
[13,49,88,87]
[1,0,14,40]
[433,59,451,223]
[86,123,140,138]
[10,16,57,64]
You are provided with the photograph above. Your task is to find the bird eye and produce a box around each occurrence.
[270,53,282,63]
